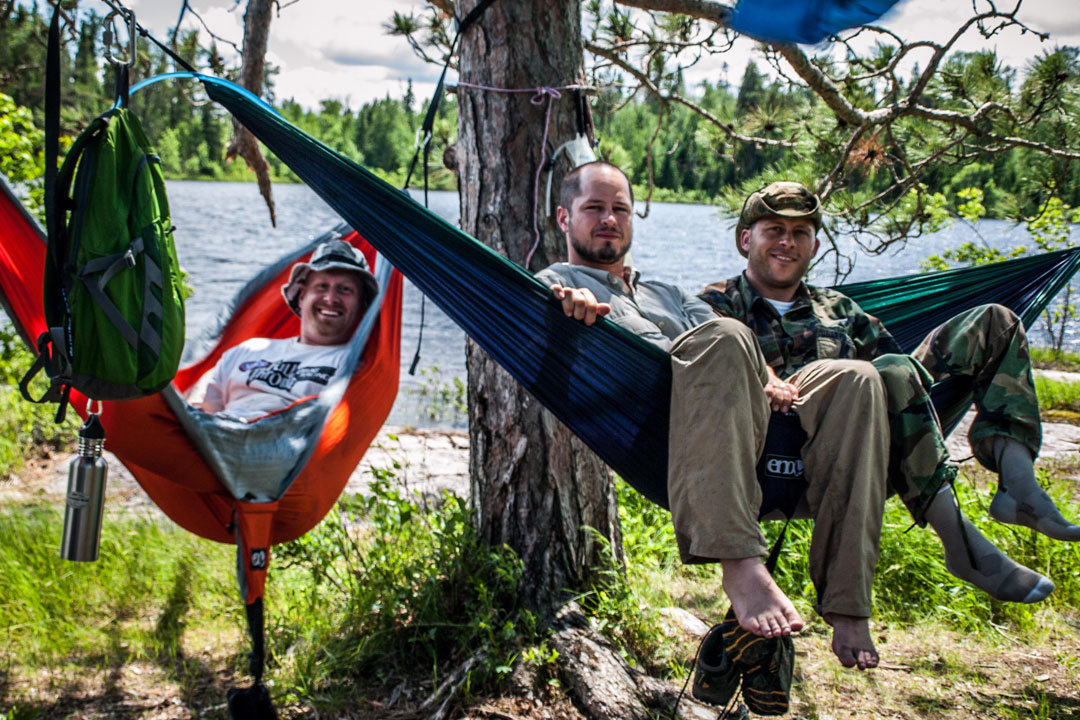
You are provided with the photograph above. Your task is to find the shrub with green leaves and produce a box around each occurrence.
[0,326,76,478]
[0,92,45,222]
[1034,375,1080,415]
[271,471,529,707]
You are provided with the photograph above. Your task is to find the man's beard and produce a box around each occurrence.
[571,233,630,265]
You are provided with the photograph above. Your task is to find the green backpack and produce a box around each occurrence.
[20,107,186,418]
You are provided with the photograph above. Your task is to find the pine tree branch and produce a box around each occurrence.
[614,0,732,24]
[586,40,794,148]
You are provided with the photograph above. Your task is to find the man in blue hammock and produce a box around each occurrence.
[193,238,379,420]
[539,162,1074,671]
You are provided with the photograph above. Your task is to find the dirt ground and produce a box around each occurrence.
[3,609,1078,719]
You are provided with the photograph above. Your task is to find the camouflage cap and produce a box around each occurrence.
[735,181,822,257]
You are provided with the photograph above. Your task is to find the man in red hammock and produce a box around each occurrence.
[190,238,379,419]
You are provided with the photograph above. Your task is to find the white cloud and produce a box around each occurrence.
[274,64,437,110]
[81,0,1080,108]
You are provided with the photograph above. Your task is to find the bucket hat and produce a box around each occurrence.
[281,238,379,317]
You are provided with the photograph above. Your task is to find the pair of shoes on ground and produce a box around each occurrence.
[692,608,794,716]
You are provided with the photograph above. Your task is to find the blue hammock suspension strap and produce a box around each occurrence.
[404,0,499,375]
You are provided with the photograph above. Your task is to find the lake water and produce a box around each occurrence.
[170,180,1076,427]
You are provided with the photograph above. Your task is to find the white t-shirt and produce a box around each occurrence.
[194,337,350,422]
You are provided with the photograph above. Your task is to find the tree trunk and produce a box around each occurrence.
[456,0,623,612]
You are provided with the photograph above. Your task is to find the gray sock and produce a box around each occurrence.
[925,489,1054,603]
[990,437,1080,542]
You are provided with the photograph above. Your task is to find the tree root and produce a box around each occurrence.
[419,650,486,720]
[550,602,715,720]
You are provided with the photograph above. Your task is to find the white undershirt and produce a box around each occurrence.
[765,297,796,316]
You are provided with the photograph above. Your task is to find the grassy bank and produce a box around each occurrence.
[1,345,1079,717]
[2,453,1078,717]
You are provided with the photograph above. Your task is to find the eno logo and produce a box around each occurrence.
[250,548,268,570]
[764,455,804,479]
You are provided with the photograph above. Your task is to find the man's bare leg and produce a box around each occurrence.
[824,613,879,670]
[721,556,803,638]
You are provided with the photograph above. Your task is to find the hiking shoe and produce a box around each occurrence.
[691,612,740,706]
[738,632,795,717]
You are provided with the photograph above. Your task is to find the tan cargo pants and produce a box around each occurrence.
[668,318,889,618]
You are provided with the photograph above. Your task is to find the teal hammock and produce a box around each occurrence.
[160,74,1080,509]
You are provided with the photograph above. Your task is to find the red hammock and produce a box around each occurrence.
[0,179,403,606]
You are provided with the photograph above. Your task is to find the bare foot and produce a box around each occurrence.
[720,556,804,638]
[824,613,879,670]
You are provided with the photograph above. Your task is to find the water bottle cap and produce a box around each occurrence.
[79,413,107,440]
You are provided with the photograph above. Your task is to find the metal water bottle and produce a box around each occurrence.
[60,413,108,562]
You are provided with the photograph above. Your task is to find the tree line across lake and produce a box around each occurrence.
[3,3,1079,221]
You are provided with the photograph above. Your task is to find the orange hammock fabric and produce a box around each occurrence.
[0,179,402,603]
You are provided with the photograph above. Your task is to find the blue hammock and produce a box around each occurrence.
[729,0,905,45]
[169,75,1079,509]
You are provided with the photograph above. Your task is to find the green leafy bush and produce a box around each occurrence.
[0,326,76,478]
[271,471,529,707]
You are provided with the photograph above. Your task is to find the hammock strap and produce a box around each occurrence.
[402,0,499,189]
[455,81,587,271]
[404,0,499,374]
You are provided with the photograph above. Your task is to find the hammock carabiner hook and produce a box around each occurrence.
[103,7,137,70]
[414,126,432,151]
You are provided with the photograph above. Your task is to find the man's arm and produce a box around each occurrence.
[699,282,794,409]
[842,295,903,359]
[680,286,723,327]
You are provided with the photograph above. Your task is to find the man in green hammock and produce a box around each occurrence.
[539,161,889,670]
[698,180,1078,584]
[539,163,1072,672]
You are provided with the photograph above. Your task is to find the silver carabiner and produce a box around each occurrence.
[103,8,137,70]
[414,126,432,151]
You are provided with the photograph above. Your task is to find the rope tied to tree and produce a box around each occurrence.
[455,82,587,271]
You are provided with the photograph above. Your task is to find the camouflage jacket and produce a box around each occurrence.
[700,273,901,379]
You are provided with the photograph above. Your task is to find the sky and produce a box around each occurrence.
[79,0,1080,111]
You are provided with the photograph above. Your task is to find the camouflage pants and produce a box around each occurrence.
[872,304,1041,524]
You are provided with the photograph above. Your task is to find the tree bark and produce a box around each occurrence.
[456,0,623,612]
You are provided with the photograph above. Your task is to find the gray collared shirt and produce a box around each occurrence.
[536,262,716,350]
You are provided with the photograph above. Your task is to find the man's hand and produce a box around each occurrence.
[764,365,798,413]
[550,285,612,326]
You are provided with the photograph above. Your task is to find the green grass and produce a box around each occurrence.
[0,478,536,713]
[609,467,1080,640]
[1030,346,1080,372]
[0,506,239,667]
[2,455,1079,714]
[266,476,534,710]
[1034,375,1080,415]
